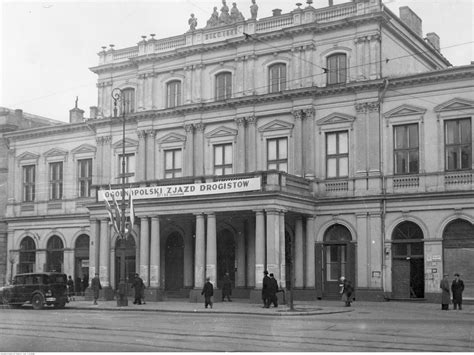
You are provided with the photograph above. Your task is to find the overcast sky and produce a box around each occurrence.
[1,0,473,122]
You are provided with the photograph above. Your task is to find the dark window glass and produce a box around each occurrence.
[269,63,287,93]
[445,118,471,171]
[394,124,419,174]
[49,162,63,200]
[214,143,233,175]
[167,81,182,108]
[215,72,232,100]
[164,149,182,179]
[267,137,288,172]
[23,165,35,202]
[327,53,347,85]
[78,159,92,198]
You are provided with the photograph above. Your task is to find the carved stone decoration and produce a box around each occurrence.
[235,117,246,127]
[219,0,231,24]
[188,13,198,32]
[250,0,258,19]
[184,123,194,133]
[137,130,147,140]
[246,115,257,125]
[230,2,245,22]
[206,7,220,27]
[194,122,206,132]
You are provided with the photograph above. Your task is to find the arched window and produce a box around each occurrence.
[391,221,424,257]
[269,63,286,93]
[122,88,135,114]
[19,237,36,273]
[323,224,353,282]
[215,72,232,100]
[46,236,64,272]
[166,80,182,108]
[327,53,347,85]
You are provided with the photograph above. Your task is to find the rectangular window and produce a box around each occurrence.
[215,72,232,101]
[164,149,182,179]
[445,118,472,171]
[326,131,349,178]
[327,54,347,85]
[167,81,182,108]
[23,165,35,202]
[267,137,288,172]
[269,64,287,93]
[325,245,347,281]
[78,159,92,198]
[118,153,136,183]
[49,162,63,200]
[122,88,135,114]
[394,124,419,174]
[214,143,233,176]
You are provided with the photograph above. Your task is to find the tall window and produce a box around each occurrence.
[326,131,348,178]
[49,162,63,200]
[215,72,232,100]
[118,153,135,183]
[267,137,288,172]
[445,118,471,171]
[19,237,36,274]
[269,63,287,93]
[214,143,233,175]
[23,165,35,202]
[46,236,64,273]
[394,124,419,174]
[122,88,135,114]
[327,53,347,85]
[167,81,182,108]
[164,149,182,178]
[78,159,92,198]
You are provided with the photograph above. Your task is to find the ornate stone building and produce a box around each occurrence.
[4,0,474,301]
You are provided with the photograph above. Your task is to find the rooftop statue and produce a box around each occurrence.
[219,0,232,24]
[188,13,198,31]
[250,0,258,20]
[230,2,245,22]
[206,6,220,27]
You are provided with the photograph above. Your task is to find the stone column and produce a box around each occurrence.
[194,122,205,176]
[184,124,194,176]
[183,220,194,288]
[194,214,205,288]
[99,219,110,287]
[206,213,217,285]
[295,217,304,288]
[247,217,256,288]
[355,37,366,80]
[254,210,265,288]
[303,108,315,179]
[265,209,280,279]
[150,216,160,288]
[279,211,286,288]
[137,74,145,110]
[367,102,381,175]
[235,56,244,97]
[356,212,368,288]
[235,117,246,173]
[102,136,112,184]
[355,103,368,176]
[236,227,246,288]
[246,55,256,95]
[146,130,156,180]
[137,130,147,181]
[292,110,304,177]
[305,215,316,288]
[150,73,157,110]
[95,137,104,185]
[140,216,150,285]
[369,34,381,80]
[89,219,99,280]
[246,116,257,172]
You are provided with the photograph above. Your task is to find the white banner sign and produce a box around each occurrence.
[98,177,261,201]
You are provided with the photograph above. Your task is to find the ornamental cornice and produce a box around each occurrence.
[184,123,194,133]
[194,122,205,132]
[137,130,147,139]
[96,135,112,145]
[4,123,91,142]
[355,101,379,113]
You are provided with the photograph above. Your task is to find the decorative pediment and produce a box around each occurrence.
[316,113,355,126]
[205,126,237,138]
[17,151,40,161]
[156,132,186,144]
[112,137,138,148]
[384,104,427,118]
[258,119,294,132]
[44,147,68,157]
[434,98,474,113]
[71,144,97,155]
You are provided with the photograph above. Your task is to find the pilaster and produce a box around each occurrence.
[206,213,217,285]
[184,124,194,176]
[149,216,161,288]
[137,130,147,181]
[194,213,205,288]
[265,209,280,278]
[254,210,265,288]
[140,216,150,285]
[146,129,156,180]
[194,122,205,176]
[305,216,315,288]
[295,216,304,288]
[246,116,257,172]
[235,117,246,173]
[99,219,110,287]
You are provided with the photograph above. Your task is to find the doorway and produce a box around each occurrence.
[165,233,184,291]
[114,235,136,288]
[217,229,235,289]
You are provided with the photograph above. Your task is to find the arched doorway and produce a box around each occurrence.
[322,224,355,299]
[443,219,474,299]
[217,229,235,289]
[391,221,424,298]
[46,236,64,272]
[114,235,136,288]
[19,237,36,274]
[74,234,89,285]
[165,233,184,291]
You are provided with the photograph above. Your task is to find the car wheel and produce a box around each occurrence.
[31,294,44,310]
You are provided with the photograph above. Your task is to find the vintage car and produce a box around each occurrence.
[0,272,69,310]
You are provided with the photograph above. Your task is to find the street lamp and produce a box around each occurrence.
[112,87,131,307]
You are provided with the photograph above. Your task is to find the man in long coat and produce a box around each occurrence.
[262,270,271,308]
[440,273,450,310]
[201,277,214,309]
[451,273,465,310]
[91,273,102,305]
[269,273,279,307]
[222,272,232,302]
[131,274,145,305]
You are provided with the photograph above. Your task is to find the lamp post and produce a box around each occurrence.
[112,88,130,307]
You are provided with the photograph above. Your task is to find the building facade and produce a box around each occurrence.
[4,0,474,301]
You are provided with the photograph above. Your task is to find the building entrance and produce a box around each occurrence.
[217,230,235,289]
[114,235,136,289]
[391,221,424,299]
[165,233,184,291]
[74,234,89,289]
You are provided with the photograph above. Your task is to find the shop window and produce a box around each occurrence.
[445,118,471,171]
[22,165,35,202]
[394,124,419,174]
[267,137,288,172]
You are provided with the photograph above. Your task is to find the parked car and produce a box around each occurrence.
[0,272,69,310]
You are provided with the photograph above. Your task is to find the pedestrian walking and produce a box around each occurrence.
[201,277,214,309]
[131,273,145,305]
[67,275,75,301]
[222,272,232,302]
[340,277,354,307]
[440,273,450,310]
[91,273,102,305]
[451,273,465,310]
[262,270,271,308]
[269,273,279,307]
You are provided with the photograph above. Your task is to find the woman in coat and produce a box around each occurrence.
[131,274,145,305]
[451,273,465,310]
[340,277,354,307]
[440,273,450,310]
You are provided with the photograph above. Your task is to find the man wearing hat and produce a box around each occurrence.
[440,273,450,310]
[131,273,145,305]
[451,273,465,310]
[262,270,271,308]
[91,273,102,305]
